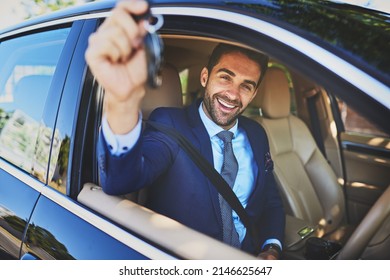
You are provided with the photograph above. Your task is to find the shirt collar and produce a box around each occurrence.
[198,101,238,139]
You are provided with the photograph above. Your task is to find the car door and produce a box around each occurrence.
[0,23,73,259]
[17,16,176,260]
[0,16,146,260]
[74,3,389,260]
[335,99,390,224]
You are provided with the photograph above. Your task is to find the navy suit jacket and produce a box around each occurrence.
[98,100,285,254]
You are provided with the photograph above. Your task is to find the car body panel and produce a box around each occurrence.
[0,162,41,259]
[22,188,149,260]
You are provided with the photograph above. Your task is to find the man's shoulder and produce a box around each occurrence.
[148,106,188,126]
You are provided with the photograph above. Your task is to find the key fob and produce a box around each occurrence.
[144,31,163,88]
[134,4,164,88]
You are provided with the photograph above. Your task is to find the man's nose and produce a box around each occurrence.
[225,84,240,99]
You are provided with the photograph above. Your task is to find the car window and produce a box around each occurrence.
[0,28,70,177]
[338,99,389,138]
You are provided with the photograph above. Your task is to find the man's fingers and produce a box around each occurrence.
[91,0,148,63]
[86,31,121,66]
[84,0,149,103]
[104,25,133,63]
[116,0,149,18]
[126,49,148,87]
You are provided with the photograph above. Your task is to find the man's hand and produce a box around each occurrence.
[257,244,282,260]
[257,249,279,260]
[85,0,149,134]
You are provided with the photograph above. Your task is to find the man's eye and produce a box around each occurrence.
[242,84,253,92]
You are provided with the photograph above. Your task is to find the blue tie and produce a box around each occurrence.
[217,130,240,247]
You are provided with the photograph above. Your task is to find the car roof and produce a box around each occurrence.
[1,0,389,86]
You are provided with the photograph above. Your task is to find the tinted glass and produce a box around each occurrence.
[0,28,70,175]
[338,99,389,138]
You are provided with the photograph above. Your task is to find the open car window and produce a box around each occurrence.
[77,7,389,260]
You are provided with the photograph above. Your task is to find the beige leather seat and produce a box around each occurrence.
[248,67,348,240]
[141,63,183,120]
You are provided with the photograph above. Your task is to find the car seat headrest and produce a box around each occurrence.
[141,63,183,120]
[251,67,290,119]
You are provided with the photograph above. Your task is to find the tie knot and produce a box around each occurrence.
[217,130,234,144]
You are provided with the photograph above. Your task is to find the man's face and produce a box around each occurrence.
[201,51,261,130]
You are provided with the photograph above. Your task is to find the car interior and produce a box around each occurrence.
[78,34,390,260]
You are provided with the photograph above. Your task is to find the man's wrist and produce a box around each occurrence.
[102,113,142,156]
[261,243,282,259]
[104,88,144,135]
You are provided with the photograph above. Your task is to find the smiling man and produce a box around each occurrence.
[86,0,285,260]
[201,46,265,130]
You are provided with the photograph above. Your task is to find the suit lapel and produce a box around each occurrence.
[186,100,213,163]
[186,100,223,228]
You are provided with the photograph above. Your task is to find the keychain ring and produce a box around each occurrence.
[144,14,164,34]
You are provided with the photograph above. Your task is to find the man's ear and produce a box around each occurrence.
[200,67,208,87]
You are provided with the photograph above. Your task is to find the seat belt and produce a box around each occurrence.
[305,88,327,158]
[147,120,259,251]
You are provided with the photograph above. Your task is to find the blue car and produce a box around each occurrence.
[0,0,389,260]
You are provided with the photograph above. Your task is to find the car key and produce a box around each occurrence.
[134,3,164,88]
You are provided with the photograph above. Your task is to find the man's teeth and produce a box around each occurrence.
[218,98,235,108]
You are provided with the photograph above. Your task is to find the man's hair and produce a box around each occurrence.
[206,43,269,89]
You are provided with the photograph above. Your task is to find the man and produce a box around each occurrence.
[86,0,285,259]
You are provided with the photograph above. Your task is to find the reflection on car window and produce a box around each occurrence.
[338,99,389,138]
[0,28,70,177]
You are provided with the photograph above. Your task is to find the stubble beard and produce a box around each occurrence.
[203,91,243,128]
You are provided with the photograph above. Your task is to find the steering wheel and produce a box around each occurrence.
[337,186,390,259]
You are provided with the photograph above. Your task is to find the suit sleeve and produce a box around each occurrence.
[258,169,286,247]
[98,108,179,195]
[257,135,285,250]
[241,120,285,253]
[100,113,142,156]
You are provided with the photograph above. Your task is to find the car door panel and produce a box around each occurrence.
[0,164,41,259]
[22,189,149,260]
[0,21,83,259]
[342,134,390,188]
[341,133,390,224]
[78,183,256,260]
